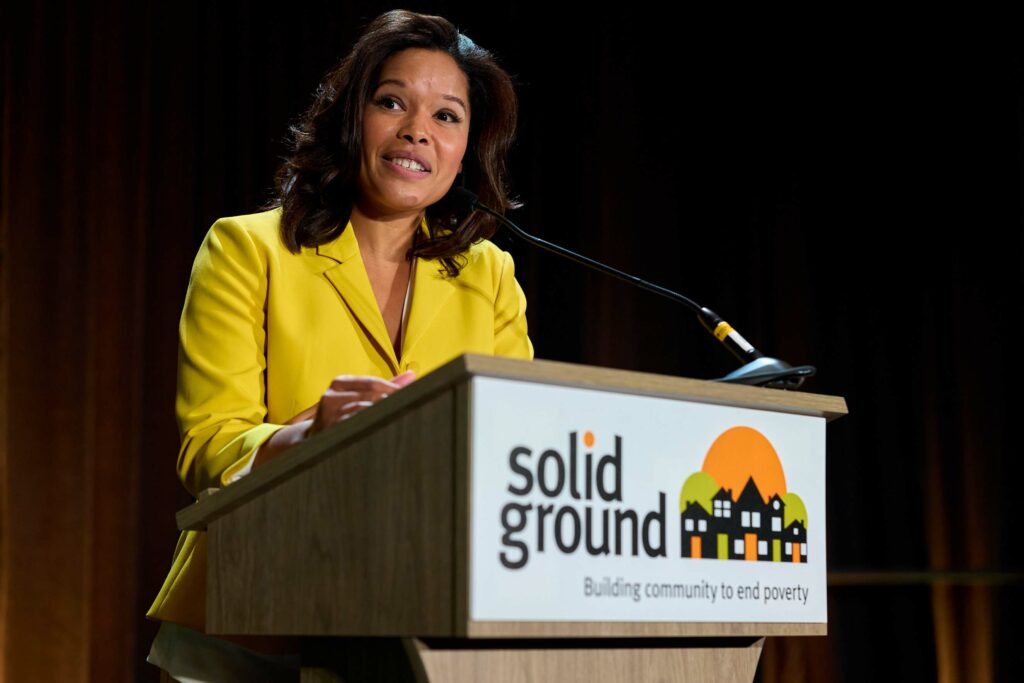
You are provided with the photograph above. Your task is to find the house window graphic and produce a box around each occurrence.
[677,426,808,563]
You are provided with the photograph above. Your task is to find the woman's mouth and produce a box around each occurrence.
[385,156,430,173]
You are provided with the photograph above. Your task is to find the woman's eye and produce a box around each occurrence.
[376,96,401,110]
[437,110,462,123]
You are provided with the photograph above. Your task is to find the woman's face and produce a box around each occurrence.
[356,48,470,222]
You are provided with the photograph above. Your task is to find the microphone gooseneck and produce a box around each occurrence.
[451,187,815,389]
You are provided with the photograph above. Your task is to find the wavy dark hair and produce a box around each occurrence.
[267,10,519,277]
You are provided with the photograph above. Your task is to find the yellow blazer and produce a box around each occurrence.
[147,208,533,630]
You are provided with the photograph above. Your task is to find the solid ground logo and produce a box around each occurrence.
[678,426,808,562]
[499,430,667,569]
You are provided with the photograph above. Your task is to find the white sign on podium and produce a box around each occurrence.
[469,376,826,623]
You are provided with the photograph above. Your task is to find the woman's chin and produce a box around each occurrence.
[359,192,446,217]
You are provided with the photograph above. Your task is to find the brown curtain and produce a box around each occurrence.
[2,2,187,680]
[2,3,1021,681]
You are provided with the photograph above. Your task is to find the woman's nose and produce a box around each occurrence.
[398,109,429,144]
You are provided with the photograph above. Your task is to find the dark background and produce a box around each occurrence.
[2,2,1021,681]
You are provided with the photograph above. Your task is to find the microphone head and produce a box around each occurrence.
[449,185,480,211]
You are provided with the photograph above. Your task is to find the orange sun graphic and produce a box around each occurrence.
[701,426,786,502]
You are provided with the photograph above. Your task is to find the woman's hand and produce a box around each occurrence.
[306,370,416,438]
[252,370,416,469]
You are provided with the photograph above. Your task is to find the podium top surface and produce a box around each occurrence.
[454,355,847,420]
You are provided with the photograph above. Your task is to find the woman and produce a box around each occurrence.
[147,10,532,681]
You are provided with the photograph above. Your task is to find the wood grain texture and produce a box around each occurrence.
[207,390,456,636]
[177,358,466,532]
[410,636,765,683]
[452,382,471,637]
[296,636,767,683]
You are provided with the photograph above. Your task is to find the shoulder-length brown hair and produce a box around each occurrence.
[267,10,519,277]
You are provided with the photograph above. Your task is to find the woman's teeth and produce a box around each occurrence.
[388,157,427,172]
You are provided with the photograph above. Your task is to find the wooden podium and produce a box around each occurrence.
[178,354,847,682]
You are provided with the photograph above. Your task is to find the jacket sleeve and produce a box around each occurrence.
[176,217,286,496]
[493,249,534,361]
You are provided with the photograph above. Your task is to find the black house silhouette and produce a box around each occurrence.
[680,476,807,562]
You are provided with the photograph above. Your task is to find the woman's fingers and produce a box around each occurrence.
[325,373,416,409]
[318,388,386,422]
[329,375,404,393]
[323,386,390,407]
[391,370,417,387]
[307,372,418,437]
[338,400,374,419]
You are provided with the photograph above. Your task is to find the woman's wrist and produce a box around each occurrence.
[252,419,313,469]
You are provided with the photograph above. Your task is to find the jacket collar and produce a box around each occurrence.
[305,216,431,269]
[308,217,456,374]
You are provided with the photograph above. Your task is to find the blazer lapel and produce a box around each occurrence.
[401,253,456,360]
[313,222,400,373]
[306,217,456,372]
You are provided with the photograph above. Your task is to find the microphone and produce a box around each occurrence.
[451,187,815,389]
